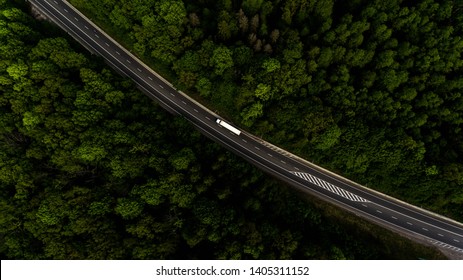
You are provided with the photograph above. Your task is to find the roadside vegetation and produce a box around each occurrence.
[0,0,460,259]
[69,0,463,221]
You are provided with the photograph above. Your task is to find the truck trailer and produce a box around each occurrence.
[216,119,241,136]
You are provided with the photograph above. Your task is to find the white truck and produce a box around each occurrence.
[216,119,241,135]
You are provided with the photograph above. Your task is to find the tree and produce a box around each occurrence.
[210,46,234,75]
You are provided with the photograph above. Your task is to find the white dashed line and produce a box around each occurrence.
[193,109,198,112]
[361,204,368,208]
[94,34,99,38]
[64,8,68,13]
[254,146,260,150]
[84,26,89,30]
[391,216,398,220]
[105,42,109,47]
[281,160,286,164]
[407,222,413,225]
[54,1,58,4]
[438,234,444,237]
[454,239,460,243]
[267,153,273,157]
[242,139,247,143]
[376,210,382,214]
[148,77,153,81]
[422,228,429,231]
[205,117,211,121]
[159,85,164,89]
[137,68,142,72]
[74,17,79,21]
[170,93,175,96]
[181,101,186,105]
[126,59,131,64]
[294,167,300,170]
[116,51,120,55]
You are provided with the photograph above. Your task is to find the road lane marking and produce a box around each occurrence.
[64,9,68,13]
[242,139,247,143]
[391,216,398,219]
[361,204,368,208]
[205,117,211,120]
[407,222,413,225]
[116,51,120,55]
[454,239,460,242]
[137,68,142,72]
[148,77,153,81]
[170,93,175,96]
[181,101,186,105]
[267,153,273,157]
[105,42,109,46]
[126,59,131,64]
[74,17,79,21]
[292,171,370,203]
[254,146,260,150]
[294,167,300,170]
[194,109,198,112]
[281,160,286,164]
[54,1,58,4]
[159,84,164,89]
[95,34,99,38]
[438,233,444,237]
[84,25,89,30]
[422,228,429,231]
[376,210,382,214]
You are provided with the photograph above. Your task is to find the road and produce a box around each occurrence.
[28,0,463,256]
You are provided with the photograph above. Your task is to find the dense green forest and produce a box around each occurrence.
[0,0,459,259]
[0,0,424,260]
[69,0,463,220]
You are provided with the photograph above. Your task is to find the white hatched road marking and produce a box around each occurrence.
[429,240,463,253]
[291,172,369,203]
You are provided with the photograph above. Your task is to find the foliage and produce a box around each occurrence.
[0,1,411,260]
[67,0,463,222]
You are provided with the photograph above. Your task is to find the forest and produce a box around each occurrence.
[68,0,463,220]
[0,0,461,259]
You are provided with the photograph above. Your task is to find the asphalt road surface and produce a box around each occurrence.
[28,0,463,256]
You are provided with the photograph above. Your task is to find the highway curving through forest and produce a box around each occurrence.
[28,0,463,257]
